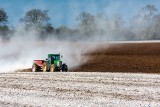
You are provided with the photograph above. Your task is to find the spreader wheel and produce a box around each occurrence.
[32,63,38,72]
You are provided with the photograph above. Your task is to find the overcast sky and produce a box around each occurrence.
[0,0,159,28]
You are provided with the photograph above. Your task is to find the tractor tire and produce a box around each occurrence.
[42,62,47,72]
[55,66,60,72]
[62,64,68,72]
[32,63,38,72]
[50,64,55,72]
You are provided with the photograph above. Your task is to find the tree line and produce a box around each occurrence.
[1,4,160,41]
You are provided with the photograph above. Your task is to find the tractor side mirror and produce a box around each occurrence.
[61,55,63,58]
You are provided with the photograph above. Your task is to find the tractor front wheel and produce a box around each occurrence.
[62,64,68,72]
[42,62,47,72]
[50,64,55,72]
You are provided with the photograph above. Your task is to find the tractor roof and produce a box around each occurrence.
[48,54,60,56]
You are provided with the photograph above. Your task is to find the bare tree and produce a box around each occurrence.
[152,14,160,39]
[131,4,158,40]
[0,8,9,38]
[21,9,50,31]
[0,8,8,26]
[45,23,54,34]
[141,4,157,39]
[77,12,96,35]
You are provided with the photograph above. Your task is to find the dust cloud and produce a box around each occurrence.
[0,28,91,73]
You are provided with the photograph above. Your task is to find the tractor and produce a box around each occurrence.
[32,54,68,72]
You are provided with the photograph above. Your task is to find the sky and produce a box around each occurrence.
[0,0,160,28]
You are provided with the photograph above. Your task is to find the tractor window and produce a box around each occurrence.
[51,55,60,60]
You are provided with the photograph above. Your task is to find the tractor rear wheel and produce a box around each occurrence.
[62,64,68,72]
[50,64,55,72]
[42,62,47,72]
[32,63,38,72]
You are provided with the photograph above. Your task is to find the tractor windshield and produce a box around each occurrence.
[51,55,60,60]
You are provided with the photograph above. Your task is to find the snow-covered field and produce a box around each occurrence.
[0,72,160,107]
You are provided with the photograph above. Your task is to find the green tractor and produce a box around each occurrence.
[32,54,68,72]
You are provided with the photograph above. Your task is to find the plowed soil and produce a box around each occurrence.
[74,42,160,73]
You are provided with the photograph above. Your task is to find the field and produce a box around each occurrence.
[0,72,160,107]
[1,42,160,106]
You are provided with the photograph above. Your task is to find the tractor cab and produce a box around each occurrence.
[47,54,61,64]
[46,54,64,71]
